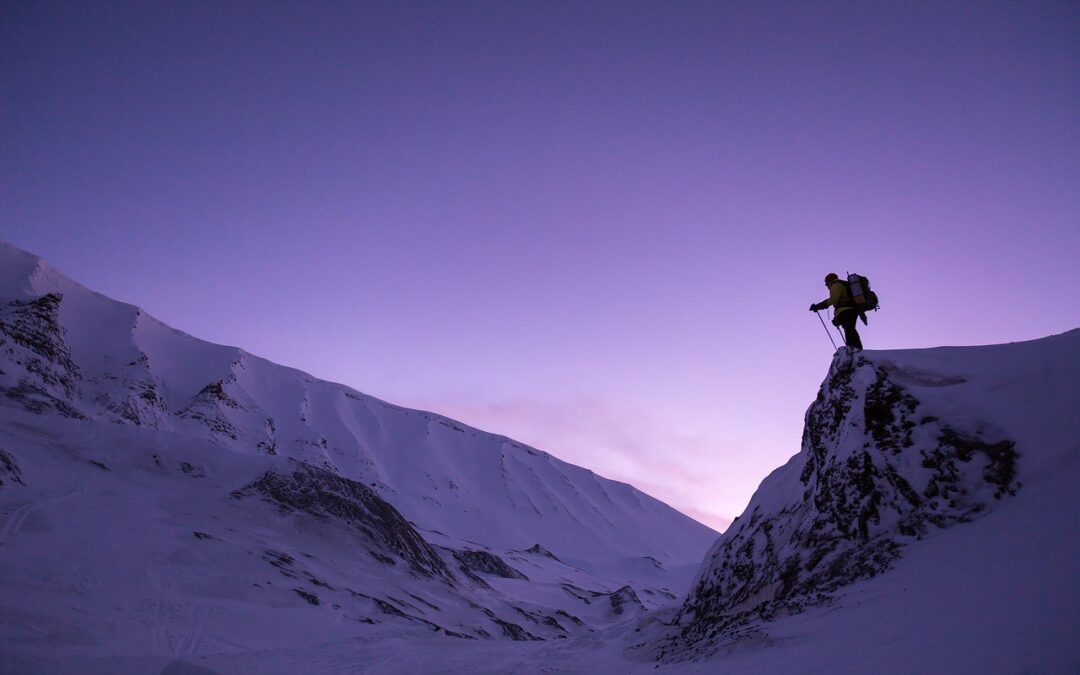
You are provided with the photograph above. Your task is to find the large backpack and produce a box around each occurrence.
[846,273,879,313]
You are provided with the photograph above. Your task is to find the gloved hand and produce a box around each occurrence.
[809,303,818,312]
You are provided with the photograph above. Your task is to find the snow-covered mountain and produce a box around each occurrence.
[3,237,1078,674]
[0,240,716,672]
[0,241,713,565]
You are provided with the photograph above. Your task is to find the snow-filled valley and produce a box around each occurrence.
[1,239,1078,674]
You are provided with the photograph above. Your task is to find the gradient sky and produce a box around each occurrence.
[3,1,1078,530]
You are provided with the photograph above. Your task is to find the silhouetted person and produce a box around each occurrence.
[810,273,863,350]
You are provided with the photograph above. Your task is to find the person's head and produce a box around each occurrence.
[824,272,839,285]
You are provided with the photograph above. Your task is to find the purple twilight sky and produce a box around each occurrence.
[3,1,1078,530]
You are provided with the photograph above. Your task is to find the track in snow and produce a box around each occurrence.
[0,503,34,545]
[175,604,212,657]
[0,489,84,546]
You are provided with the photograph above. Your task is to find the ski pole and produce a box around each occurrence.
[816,311,837,349]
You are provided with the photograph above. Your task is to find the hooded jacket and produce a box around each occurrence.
[818,280,855,320]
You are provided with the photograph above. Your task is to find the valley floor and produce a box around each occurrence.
[4,440,1077,675]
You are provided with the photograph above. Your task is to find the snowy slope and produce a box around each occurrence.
[0,406,682,666]
[0,240,717,671]
[0,240,714,566]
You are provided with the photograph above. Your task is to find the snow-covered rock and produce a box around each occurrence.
[662,332,1079,662]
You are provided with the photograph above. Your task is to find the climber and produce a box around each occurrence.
[810,273,863,350]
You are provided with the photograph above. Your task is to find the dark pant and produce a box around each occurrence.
[836,311,863,350]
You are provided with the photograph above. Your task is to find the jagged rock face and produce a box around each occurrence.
[0,294,85,418]
[178,378,248,441]
[559,583,645,618]
[88,352,169,428]
[669,349,1019,655]
[452,549,529,581]
[234,461,454,581]
[0,446,24,488]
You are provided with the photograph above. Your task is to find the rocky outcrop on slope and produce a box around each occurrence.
[667,349,1019,657]
[234,461,454,581]
[178,378,248,441]
[452,548,529,580]
[88,352,169,428]
[0,293,85,418]
[0,446,24,488]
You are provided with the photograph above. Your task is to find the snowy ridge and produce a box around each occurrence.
[0,240,714,564]
[0,239,717,669]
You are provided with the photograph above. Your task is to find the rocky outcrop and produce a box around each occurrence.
[668,349,1019,657]
[178,378,248,441]
[235,461,454,581]
[0,446,24,488]
[452,549,529,581]
[0,293,85,418]
[90,353,169,428]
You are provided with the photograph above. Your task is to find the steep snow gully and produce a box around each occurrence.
[1,239,1078,673]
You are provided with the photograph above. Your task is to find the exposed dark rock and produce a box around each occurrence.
[500,621,542,641]
[4,381,86,419]
[406,593,441,612]
[90,353,169,427]
[668,350,1020,658]
[178,462,205,478]
[607,585,644,615]
[305,573,334,590]
[0,294,82,409]
[490,616,543,641]
[177,379,246,441]
[438,420,466,433]
[452,548,529,580]
[262,549,295,569]
[89,460,110,471]
[560,583,593,604]
[523,544,561,561]
[258,417,278,455]
[555,609,585,627]
[0,447,25,487]
[368,549,397,566]
[512,605,567,633]
[293,588,320,605]
[236,461,454,581]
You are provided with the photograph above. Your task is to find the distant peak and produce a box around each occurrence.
[0,240,84,302]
